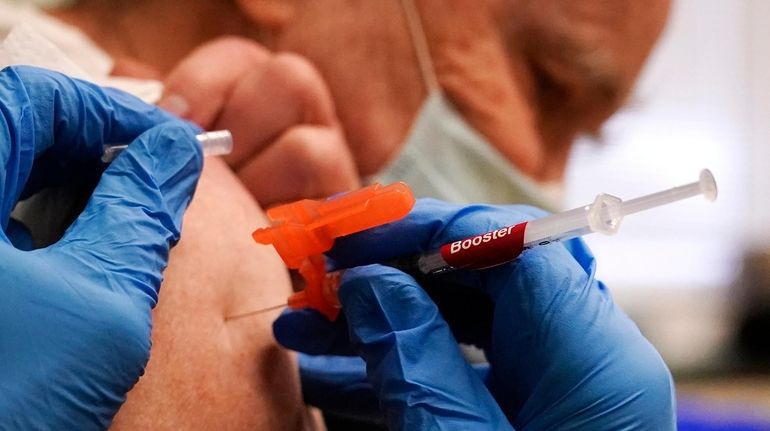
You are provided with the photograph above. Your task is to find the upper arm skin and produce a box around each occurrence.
[110,157,319,430]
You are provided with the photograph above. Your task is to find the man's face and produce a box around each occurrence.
[268,0,670,177]
[506,0,672,130]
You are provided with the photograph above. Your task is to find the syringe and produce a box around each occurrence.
[101,129,233,163]
[408,169,717,275]
[226,170,717,321]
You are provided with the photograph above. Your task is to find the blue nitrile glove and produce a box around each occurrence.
[274,199,676,430]
[0,66,203,429]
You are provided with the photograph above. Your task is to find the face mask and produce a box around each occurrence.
[374,92,562,210]
[374,0,563,210]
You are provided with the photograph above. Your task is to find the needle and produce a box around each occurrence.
[225,303,286,322]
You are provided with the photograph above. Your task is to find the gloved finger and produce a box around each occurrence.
[339,264,511,430]
[559,234,597,274]
[45,122,203,307]
[298,354,382,424]
[273,308,355,356]
[0,66,176,211]
[328,198,546,268]
[328,199,551,350]
[484,244,675,428]
[5,218,34,251]
[299,354,494,425]
[236,125,359,206]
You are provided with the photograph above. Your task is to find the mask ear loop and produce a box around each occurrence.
[399,0,441,94]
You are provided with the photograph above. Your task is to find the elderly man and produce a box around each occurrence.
[49,0,670,207]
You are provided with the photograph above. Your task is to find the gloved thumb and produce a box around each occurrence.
[46,122,203,306]
[6,218,34,251]
[338,265,512,431]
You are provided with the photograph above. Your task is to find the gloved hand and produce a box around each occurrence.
[274,199,676,430]
[0,66,203,429]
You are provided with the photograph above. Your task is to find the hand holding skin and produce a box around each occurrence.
[159,37,360,205]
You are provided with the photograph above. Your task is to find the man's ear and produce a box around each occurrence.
[233,0,297,29]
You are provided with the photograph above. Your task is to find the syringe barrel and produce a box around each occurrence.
[522,206,594,247]
[523,193,624,247]
[412,205,601,274]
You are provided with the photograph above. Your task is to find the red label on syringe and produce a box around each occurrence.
[439,222,528,270]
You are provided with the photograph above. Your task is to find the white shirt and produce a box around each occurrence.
[0,0,162,102]
[0,0,163,246]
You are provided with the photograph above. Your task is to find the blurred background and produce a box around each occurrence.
[564,0,770,425]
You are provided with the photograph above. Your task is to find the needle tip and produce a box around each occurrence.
[225,303,286,322]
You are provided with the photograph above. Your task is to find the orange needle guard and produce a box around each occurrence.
[252,183,415,320]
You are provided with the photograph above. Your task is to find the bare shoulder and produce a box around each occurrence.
[111,158,319,430]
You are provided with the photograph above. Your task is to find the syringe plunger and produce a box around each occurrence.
[522,169,718,247]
